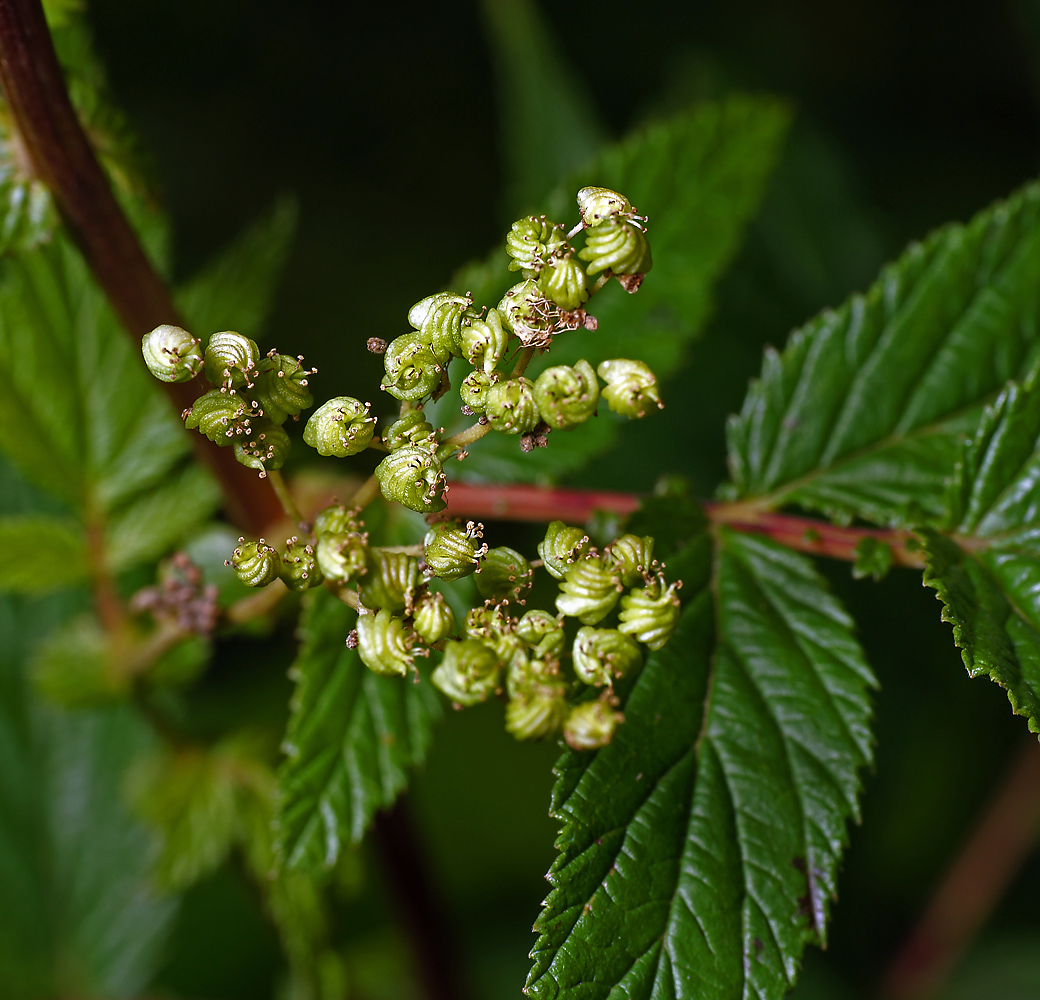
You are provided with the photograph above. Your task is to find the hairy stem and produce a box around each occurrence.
[877,739,1040,999]
[0,0,281,534]
[440,419,491,452]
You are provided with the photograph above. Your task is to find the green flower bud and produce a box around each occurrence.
[538,521,589,580]
[533,359,599,430]
[234,419,291,472]
[485,377,540,435]
[313,504,362,537]
[505,667,569,741]
[432,638,501,706]
[579,219,652,277]
[572,626,642,686]
[515,609,565,658]
[460,369,494,413]
[316,531,368,583]
[356,608,413,677]
[538,255,589,311]
[374,444,447,514]
[184,388,249,445]
[576,186,636,227]
[408,291,473,361]
[423,521,484,580]
[280,541,324,591]
[618,577,681,650]
[505,215,568,276]
[597,359,662,419]
[607,534,655,587]
[498,280,554,348]
[361,549,418,613]
[381,332,444,401]
[475,546,533,604]
[204,331,259,387]
[142,325,203,383]
[464,604,519,660]
[229,538,281,587]
[303,397,375,457]
[382,410,436,451]
[556,555,620,625]
[458,308,508,375]
[564,697,624,751]
[412,591,457,644]
[253,353,315,423]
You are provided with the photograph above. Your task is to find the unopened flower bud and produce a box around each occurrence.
[313,505,361,537]
[556,555,620,625]
[618,577,681,650]
[356,608,413,677]
[382,410,436,451]
[533,359,599,430]
[597,359,662,419]
[230,539,281,587]
[408,291,473,361]
[564,697,624,751]
[460,370,494,414]
[142,325,203,383]
[538,521,589,580]
[572,626,642,686]
[576,186,636,227]
[234,419,291,472]
[458,308,508,375]
[579,219,652,277]
[464,604,519,659]
[184,389,248,445]
[607,534,655,586]
[360,549,418,613]
[204,331,259,387]
[412,591,457,644]
[538,255,588,311]
[316,531,368,583]
[485,377,540,435]
[498,280,554,348]
[253,353,314,423]
[505,668,569,741]
[374,445,447,514]
[381,331,444,401]
[476,546,533,604]
[515,609,565,658]
[304,397,375,457]
[505,215,568,276]
[280,541,323,591]
[432,638,501,706]
[423,522,483,580]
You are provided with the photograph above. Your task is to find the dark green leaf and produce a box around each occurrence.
[0,593,176,999]
[528,525,875,999]
[478,0,606,217]
[276,588,442,870]
[176,198,298,341]
[455,96,791,484]
[921,364,1040,734]
[726,178,1040,527]
[0,515,88,592]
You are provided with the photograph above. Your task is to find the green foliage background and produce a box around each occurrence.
[5,0,1040,997]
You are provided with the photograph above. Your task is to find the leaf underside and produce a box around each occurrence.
[527,525,875,1000]
[727,179,1040,527]
[276,588,442,871]
[921,364,1040,735]
[456,95,791,485]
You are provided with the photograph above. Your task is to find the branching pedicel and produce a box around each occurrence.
[141,186,679,749]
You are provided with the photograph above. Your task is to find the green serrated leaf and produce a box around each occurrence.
[921,364,1040,735]
[0,515,88,592]
[276,588,442,871]
[528,525,875,1000]
[455,95,791,484]
[176,198,298,340]
[478,0,606,217]
[727,178,1040,527]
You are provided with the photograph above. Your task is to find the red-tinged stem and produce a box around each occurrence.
[0,0,281,534]
[877,739,1040,999]
[444,481,642,523]
[704,501,926,570]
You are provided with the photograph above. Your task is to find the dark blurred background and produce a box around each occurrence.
[81,1,1040,996]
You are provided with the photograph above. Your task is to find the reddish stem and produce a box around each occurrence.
[444,481,641,523]
[0,0,281,534]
